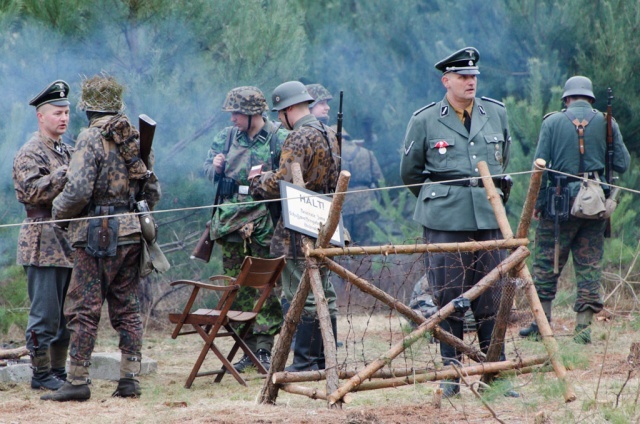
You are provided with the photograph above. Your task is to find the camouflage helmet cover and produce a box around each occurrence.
[222,86,268,115]
[78,74,125,113]
[562,76,595,100]
[271,81,314,111]
[306,84,333,108]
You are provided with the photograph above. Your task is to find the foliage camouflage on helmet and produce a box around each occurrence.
[271,81,314,111]
[78,74,125,112]
[306,84,333,108]
[562,76,595,100]
[222,86,268,115]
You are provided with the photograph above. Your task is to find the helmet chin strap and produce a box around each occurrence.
[247,115,252,131]
[283,110,293,130]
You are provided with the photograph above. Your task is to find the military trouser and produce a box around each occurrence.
[219,238,283,352]
[281,258,338,318]
[423,228,506,364]
[25,266,71,352]
[532,217,605,313]
[65,244,143,362]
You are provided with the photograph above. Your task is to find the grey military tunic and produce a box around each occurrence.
[400,96,510,231]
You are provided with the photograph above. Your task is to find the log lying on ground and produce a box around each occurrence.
[0,346,29,360]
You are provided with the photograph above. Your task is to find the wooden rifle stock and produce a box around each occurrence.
[190,221,214,262]
[139,114,156,169]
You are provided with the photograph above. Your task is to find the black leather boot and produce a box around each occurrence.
[477,319,519,398]
[439,319,462,398]
[285,316,316,372]
[112,354,142,398]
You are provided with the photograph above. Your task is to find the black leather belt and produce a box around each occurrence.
[429,175,502,188]
[26,208,52,218]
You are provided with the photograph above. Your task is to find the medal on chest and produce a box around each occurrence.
[434,140,449,155]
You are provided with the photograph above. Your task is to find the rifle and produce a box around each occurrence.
[604,88,614,238]
[190,156,226,262]
[336,91,344,157]
[136,114,156,203]
[552,176,568,274]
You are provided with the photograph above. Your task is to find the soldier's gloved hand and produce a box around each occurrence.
[601,198,617,219]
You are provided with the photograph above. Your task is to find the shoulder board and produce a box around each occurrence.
[480,96,505,107]
[413,102,436,116]
[542,111,559,121]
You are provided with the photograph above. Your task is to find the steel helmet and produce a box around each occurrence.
[271,81,314,111]
[78,74,125,113]
[306,84,333,108]
[222,86,268,115]
[562,76,595,101]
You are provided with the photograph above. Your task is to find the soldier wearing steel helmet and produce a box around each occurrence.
[12,80,74,391]
[400,47,516,398]
[44,74,162,402]
[203,86,288,372]
[250,81,340,372]
[519,76,630,344]
[306,83,333,124]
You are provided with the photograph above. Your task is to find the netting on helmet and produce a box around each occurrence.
[77,74,125,113]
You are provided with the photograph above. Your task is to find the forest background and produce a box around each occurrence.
[1,0,639,328]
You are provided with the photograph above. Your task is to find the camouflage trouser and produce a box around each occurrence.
[533,217,605,313]
[219,239,283,343]
[65,244,143,361]
[281,258,338,318]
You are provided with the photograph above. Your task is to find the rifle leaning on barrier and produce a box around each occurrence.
[336,91,344,158]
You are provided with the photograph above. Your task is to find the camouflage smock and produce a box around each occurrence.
[52,115,161,245]
[340,141,383,215]
[250,114,340,257]
[203,119,288,244]
[13,131,74,267]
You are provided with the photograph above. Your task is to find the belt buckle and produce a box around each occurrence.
[238,185,249,195]
[469,177,478,187]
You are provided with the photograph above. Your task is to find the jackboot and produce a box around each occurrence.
[30,349,64,391]
[41,360,91,402]
[311,315,338,370]
[573,310,594,345]
[285,316,324,372]
[519,300,552,340]
[477,319,519,398]
[112,354,142,398]
[439,319,462,398]
[49,344,68,381]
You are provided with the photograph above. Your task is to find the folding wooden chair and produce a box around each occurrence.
[168,255,286,388]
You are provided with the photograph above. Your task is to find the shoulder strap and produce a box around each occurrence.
[224,127,238,155]
[563,109,597,173]
[268,122,282,170]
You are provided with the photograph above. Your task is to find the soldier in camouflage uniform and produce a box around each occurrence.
[203,86,288,372]
[250,81,340,372]
[519,76,630,344]
[400,47,517,398]
[305,83,332,125]
[12,80,74,391]
[43,75,161,402]
[331,126,384,245]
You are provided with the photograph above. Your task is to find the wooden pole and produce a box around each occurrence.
[307,238,529,258]
[354,354,546,391]
[476,161,575,402]
[515,159,546,239]
[0,346,29,360]
[323,257,487,363]
[327,246,530,405]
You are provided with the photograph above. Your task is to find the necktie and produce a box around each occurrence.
[463,110,471,133]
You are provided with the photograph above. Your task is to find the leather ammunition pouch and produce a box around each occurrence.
[86,206,122,258]
[544,182,570,221]
[217,176,249,198]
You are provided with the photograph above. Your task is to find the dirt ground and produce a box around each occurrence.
[2,311,640,424]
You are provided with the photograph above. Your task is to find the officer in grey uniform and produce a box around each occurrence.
[400,47,516,398]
